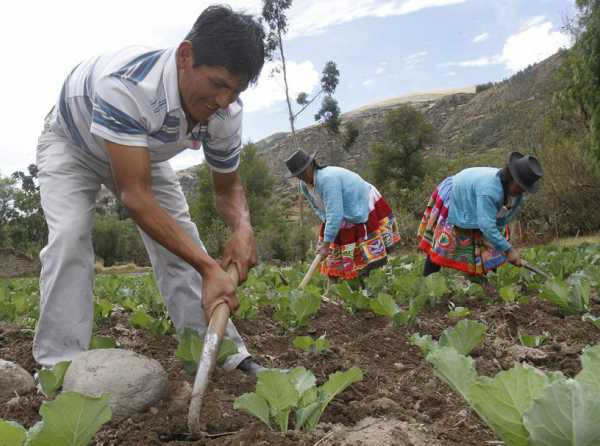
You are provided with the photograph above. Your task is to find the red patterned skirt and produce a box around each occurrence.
[318,187,401,279]
[417,177,510,276]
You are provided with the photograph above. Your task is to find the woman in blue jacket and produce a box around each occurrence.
[417,152,542,278]
[285,150,401,280]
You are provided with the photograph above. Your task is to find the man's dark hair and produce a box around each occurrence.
[186,5,265,86]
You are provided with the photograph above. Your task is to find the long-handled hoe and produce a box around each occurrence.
[187,253,325,436]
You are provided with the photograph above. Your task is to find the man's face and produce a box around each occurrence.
[176,42,246,124]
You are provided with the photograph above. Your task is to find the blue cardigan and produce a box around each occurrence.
[300,166,372,242]
[448,167,523,252]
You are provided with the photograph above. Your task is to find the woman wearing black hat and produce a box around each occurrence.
[417,152,543,281]
[285,150,401,281]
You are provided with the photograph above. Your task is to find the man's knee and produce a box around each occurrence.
[46,219,94,257]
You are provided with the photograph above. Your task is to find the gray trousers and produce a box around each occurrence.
[32,124,250,370]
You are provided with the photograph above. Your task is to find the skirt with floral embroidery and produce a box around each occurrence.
[417,177,509,276]
[318,187,401,280]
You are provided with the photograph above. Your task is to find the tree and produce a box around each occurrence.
[189,144,275,257]
[0,175,17,247]
[262,0,296,133]
[298,61,341,132]
[8,164,47,253]
[556,0,600,158]
[369,106,436,192]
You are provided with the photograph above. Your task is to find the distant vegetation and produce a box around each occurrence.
[2,1,600,266]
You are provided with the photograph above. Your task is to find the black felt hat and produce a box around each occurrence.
[508,151,543,193]
[285,150,317,178]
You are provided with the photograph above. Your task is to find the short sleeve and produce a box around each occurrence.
[90,76,150,147]
[203,98,243,173]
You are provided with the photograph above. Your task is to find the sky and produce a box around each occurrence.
[0,0,575,175]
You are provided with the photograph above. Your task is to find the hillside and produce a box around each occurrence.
[176,52,561,198]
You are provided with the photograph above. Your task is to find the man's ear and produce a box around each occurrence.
[176,41,194,70]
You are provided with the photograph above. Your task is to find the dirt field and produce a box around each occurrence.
[2,291,599,446]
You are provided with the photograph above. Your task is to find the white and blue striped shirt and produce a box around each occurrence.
[50,46,243,173]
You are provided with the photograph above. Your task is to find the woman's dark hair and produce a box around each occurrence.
[313,159,326,170]
[499,166,513,204]
[186,5,265,86]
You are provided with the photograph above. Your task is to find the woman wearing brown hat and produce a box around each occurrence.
[285,150,401,281]
[417,152,543,282]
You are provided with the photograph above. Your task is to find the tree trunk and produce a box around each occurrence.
[278,31,295,136]
[277,30,304,248]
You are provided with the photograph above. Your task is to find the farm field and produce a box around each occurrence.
[2,242,600,445]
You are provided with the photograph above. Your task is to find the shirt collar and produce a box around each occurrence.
[163,48,181,113]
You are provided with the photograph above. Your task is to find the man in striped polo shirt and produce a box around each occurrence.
[34,6,266,375]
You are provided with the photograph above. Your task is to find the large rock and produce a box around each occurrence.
[63,349,168,421]
[0,360,35,398]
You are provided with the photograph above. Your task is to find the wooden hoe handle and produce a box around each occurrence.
[188,264,238,435]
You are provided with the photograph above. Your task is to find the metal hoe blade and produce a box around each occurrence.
[521,260,552,280]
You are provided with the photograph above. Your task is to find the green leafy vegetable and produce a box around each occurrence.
[37,361,70,399]
[89,336,117,349]
[523,379,600,446]
[517,330,548,348]
[576,344,600,391]
[175,327,238,374]
[439,319,487,355]
[499,285,519,303]
[469,365,557,446]
[426,347,477,400]
[292,335,329,353]
[582,313,600,330]
[447,306,470,319]
[369,293,400,318]
[26,391,112,446]
[234,367,362,432]
[233,393,271,428]
[0,420,26,446]
[410,333,436,355]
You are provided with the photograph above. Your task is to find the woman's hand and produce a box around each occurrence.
[317,241,331,257]
[505,248,523,267]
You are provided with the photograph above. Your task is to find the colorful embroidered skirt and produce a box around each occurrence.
[417,177,509,276]
[318,187,401,279]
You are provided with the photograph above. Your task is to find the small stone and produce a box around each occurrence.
[363,397,399,413]
[393,362,407,370]
[150,407,159,415]
[6,396,21,409]
[508,345,548,361]
[0,360,35,398]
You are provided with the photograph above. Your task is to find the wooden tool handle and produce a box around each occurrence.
[299,253,324,289]
[188,263,238,435]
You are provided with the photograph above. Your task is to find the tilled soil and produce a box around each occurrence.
[2,295,600,445]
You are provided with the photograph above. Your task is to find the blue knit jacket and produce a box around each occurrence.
[448,167,524,252]
[299,166,372,242]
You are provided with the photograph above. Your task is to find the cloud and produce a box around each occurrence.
[375,61,389,75]
[402,51,428,69]
[523,15,547,29]
[362,79,376,87]
[439,19,570,72]
[473,32,489,43]
[439,56,499,68]
[288,0,467,37]
[500,20,571,71]
[444,71,457,77]
[241,60,320,113]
